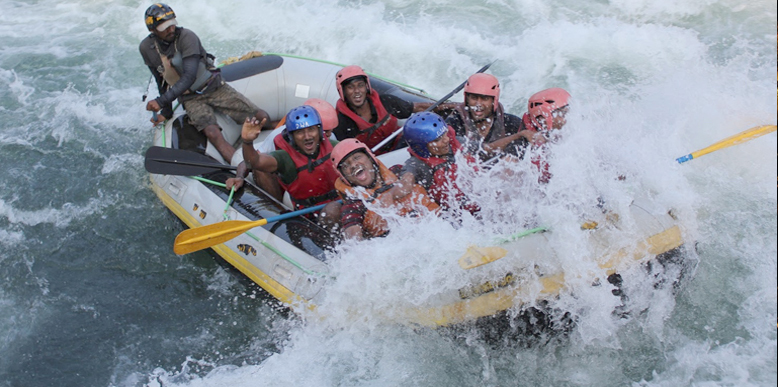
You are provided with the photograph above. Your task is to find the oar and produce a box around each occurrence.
[458,124,778,269]
[144,146,236,176]
[458,227,548,269]
[173,202,329,255]
[370,61,496,152]
[676,125,776,163]
[219,54,284,82]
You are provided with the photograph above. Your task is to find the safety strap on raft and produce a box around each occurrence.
[291,190,339,210]
[262,52,427,94]
[188,176,326,278]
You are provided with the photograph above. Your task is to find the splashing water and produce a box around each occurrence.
[0,1,775,386]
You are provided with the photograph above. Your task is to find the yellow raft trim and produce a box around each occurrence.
[400,225,683,327]
[150,175,683,328]
[598,225,683,275]
[150,176,312,311]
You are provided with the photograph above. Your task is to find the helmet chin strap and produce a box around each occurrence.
[364,163,381,190]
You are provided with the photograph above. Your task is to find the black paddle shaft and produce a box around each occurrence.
[370,61,495,152]
[424,61,495,113]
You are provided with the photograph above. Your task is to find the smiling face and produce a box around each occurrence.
[427,132,451,157]
[338,151,377,187]
[290,125,322,156]
[465,93,495,122]
[343,78,368,109]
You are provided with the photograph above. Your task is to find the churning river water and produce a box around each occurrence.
[0,1,775,386]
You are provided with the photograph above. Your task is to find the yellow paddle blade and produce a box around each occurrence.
[173,218,269,255]
[690,125,776,160]
[458,245,509,270]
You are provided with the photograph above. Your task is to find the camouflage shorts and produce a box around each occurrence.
[182,81,260,131]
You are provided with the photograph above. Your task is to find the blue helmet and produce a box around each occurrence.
[283,105,323,143]
[402,112,448,158]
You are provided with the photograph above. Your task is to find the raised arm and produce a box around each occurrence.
[412,101,458,117]
[241,117,279,173]
[481,130,545,157]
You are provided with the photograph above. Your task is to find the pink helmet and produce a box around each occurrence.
[304,98,338,132]
[331,138,377,186]
[335,65,371,101]
[528,88,571,130]
[464,73,500,107]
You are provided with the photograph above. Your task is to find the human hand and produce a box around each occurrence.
[242,117,267,143]
[146,99,161,112]
[390,173,415,201]
[527,131,547,145]
[226,176,244,191]
[376,190,397,208]
[150,111,166,126]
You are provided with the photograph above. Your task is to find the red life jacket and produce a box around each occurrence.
[273,133,339,209]
[335,90,399,155]
[520,112,551,183]
[407,127,480,214]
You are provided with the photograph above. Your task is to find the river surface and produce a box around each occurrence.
[0,1,776,386]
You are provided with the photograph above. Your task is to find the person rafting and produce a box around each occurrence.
[249,98,341,200]
[516,87,571,183]
[226,106,341,229]
[256,98,339,154]
[331,139,439,241]
[397,112,481,215]
[139,3,271,163]
[521,87,571,135]
[445,73,538,162]
[331,65,456,155]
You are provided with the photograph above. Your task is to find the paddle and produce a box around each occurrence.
[458,227,548,269]
[458,124,777,269]
[676,125,776,163]
[219,54,284,82]
[173,203,329,255]
[370,61,496,152]
[145,146,236,176]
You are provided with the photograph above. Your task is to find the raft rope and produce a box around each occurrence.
[243,232,325,278]
[223,187,237,220]
[492,227,549,245]
[263,52,427,94]
[188,176,326,278]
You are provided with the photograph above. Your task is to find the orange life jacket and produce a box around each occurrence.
[335,159,439,238]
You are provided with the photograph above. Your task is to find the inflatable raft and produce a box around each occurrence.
[145,54,693,331]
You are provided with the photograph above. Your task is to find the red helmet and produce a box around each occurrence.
[331,138,377,186]
[464,73,500,107]
[528,88,571,130]
[335,65,371,101]
[304,98,338,132]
